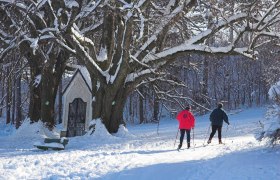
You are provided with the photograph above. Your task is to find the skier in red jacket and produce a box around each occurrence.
[176,106,195,150]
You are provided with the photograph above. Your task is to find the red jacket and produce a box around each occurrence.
[176,110,195,129]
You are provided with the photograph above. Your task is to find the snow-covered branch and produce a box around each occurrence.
[133,0,193,59]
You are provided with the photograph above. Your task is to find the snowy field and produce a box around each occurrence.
[0,107,279,180]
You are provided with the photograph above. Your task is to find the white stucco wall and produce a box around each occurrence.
[62,72,92,133]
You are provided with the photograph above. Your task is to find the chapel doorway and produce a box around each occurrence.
[67,98,87,137]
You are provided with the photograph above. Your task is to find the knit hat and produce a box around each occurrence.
[185,105,191,110]
[217,103,223,109]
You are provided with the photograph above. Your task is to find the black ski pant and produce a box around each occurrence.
[179,129,191,146]
[209,125,222,140]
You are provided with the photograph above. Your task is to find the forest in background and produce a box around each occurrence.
[1,43,280,126]
[0,0,280,143]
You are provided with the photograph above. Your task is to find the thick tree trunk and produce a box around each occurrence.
[40,53,67,129]
[40,70,64,128]
[28,69,42,122]
[41,67,56,128]
[93,84,127,133]
[110,90,127,132]
[28,50,67,128]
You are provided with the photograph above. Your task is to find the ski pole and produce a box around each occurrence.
[203,125,211,145]
[192,128,195,147]
[223,124,229,144]
[157,103,164,136]
[174,129,179,147]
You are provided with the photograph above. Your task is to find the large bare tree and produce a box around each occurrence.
[1,0,280,133]
[0,0,71,128]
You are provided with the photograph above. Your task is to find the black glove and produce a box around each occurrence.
[227,122,230,125]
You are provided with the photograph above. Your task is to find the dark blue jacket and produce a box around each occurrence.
[210,108,229,126]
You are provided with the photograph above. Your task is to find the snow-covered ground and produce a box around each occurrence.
[0,107,279,180]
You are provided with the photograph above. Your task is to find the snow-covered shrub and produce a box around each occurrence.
[261,81,280,145]
[258,105,280,145]
[113,124,136,138]
[87,118,112,138]
[87,119,135,139]
[9,118,59,148]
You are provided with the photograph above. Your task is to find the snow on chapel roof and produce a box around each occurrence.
[63,67,92,95]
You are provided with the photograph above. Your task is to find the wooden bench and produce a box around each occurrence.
[34,138,69,150]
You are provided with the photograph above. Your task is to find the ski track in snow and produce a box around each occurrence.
[0,107,279,180]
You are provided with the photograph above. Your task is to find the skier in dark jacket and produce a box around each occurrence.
[207,103,229,144]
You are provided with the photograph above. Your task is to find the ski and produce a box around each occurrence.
[177,148,188,151]
[192,143,226,148]
[176,142,226,151]
[176,146,192,151]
